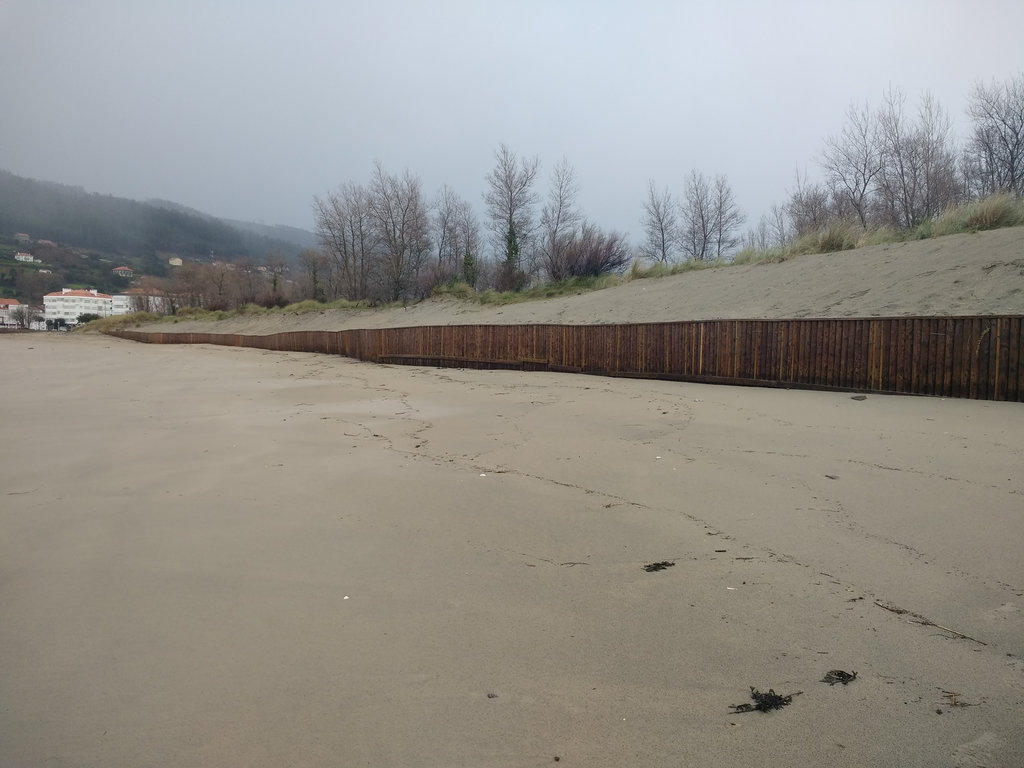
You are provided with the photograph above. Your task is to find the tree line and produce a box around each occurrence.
[744,75,1024,250]
[307,73,1021,306]
[310,149,634,304]
[40,73,1016,314]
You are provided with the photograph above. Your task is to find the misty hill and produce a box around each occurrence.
[221,219,318,251]
[0,170,315,264]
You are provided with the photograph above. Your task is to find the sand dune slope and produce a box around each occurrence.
[141,227,1023,336]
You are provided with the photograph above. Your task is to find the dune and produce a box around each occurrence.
[137,227,1024,337]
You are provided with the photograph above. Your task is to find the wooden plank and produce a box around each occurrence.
[1008,317,1022,401]
[108,316,1024,402]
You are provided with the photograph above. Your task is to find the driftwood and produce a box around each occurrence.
[874,601,987,646]
[821,669,857,685]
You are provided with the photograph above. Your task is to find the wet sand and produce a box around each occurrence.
[2,333,1023,767]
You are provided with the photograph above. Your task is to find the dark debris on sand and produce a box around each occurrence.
[729,687,802,713]
[643,561,675,572]
[821,669,857,685]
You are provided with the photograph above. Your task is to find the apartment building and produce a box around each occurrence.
[43,288,170,323]
[43,289,113,323]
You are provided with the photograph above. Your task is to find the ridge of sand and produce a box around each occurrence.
[138,227,1023,336]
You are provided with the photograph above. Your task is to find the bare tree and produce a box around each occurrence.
[557,223,632,279]
[639,180,679,263]
[298,248,330,303]
[172,261,207,309]
[821,101,884,228]
[744,216,771,252]
[483,143,540,290]
[768,203,791,247]
[313,182,375,300]
[680,170,714,260]
[205,261,235,309]
[10,305,39,329]
[263,252,291,307]
[918,92,961,214]
[228,258,261,307]
[876,88,919,228]
[711,174,745,259]
[786,167,833,236]
[539,157,583,280]
[431,185,463,287]
[130,275,173,314]
[456,200,482,288]
[431,185,480,289]
[876,89,959,228]
[14,269,61,305]
[966,72,1024,196]
[368,161,430,302]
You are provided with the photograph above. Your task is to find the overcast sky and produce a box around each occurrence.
[2,0,1022,243]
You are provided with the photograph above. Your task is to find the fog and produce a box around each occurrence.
[2,0,1021,241]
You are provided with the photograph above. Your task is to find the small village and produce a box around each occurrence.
[1,233,169,329]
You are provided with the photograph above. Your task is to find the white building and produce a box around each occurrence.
[118,289,171,315]
[44,289,113,323]
[111,294,134,315]
[43,288,173,324]
[0,297,22,326]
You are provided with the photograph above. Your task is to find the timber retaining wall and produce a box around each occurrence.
[107,315,1024,401]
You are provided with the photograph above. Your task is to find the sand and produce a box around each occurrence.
[137,227,1024,336]
[2,332,1023,767]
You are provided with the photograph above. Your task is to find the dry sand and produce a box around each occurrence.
[140,227,1024,336]
[2,332,1023,767]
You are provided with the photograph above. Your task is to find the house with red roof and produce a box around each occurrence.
[112,265,134,278]
[0,297,22,326]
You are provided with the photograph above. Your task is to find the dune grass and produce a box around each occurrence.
[73,312,163,332]
[476,274,622,305]
[91,194,1022,327]
[732,193,1024,266]
[429,274,624,306]
[915,192,1024,238]
[627,257,728,280]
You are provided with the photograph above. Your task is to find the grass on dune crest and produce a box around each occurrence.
[79,193,1023,330]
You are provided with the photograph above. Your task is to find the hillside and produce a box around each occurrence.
[137,226,1024,335]
[0,170,314,268]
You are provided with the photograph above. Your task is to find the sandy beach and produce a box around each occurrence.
[2,332,1022,767]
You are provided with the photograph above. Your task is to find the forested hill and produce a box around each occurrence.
[0,170,314,263]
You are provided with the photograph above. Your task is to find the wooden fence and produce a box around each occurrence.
[107,315,1024,401]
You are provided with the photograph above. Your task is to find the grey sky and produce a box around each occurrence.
[2,0,1022,244]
